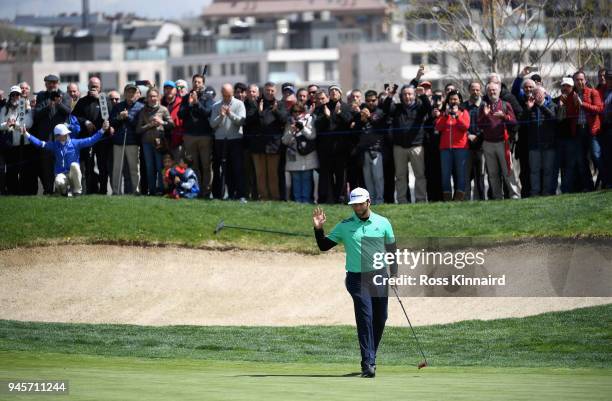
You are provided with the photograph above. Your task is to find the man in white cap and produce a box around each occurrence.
[22,121,111,196]
[312,187,397,378]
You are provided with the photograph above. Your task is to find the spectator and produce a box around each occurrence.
[241,84,260,200]
[19,82,32,105]
[382,85,431,203]
[31,74,72,194]
[252,82,286,200]
[461,82,486,200]
[354,90,387,204]
[486,72,525,198]
[296,88,308,106]
[23,121,112,196]
[434,90,470,201]
[161,80,184,161]
[555,77,580,193]
[137,88,174,195]
[107,91,120,107]
[522,86,558,196]
[178,74,214,198]
[315,85,353,203]
[175,80,189,97]
[424,89,444,202]
[72,77,112,194]
[210,83,247,201]
[564,71,604,191]
[234,82,248,101]
[306,84,319,109]
[282,103,317,203]
[0,90,5,110]
[599,70,612,189]
[109,83,144,195]
[66,83,81,110]
[167,155,200,199]
[0,86,35,195]
[479,82,521,200]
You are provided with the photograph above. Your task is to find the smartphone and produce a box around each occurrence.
[528,66,539,72]
[135,80,149,86]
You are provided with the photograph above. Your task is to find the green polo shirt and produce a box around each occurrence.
[327,211,395,273]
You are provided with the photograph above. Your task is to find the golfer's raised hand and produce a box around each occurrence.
[312,207,326,230]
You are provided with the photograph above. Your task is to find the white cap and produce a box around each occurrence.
[53,124,71,136]
[9,85,21,94]
[347,187,370,205]
[561,77,574,87]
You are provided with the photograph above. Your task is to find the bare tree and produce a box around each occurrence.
[402,0,606,84]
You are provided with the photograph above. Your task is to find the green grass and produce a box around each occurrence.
[1,191,611,252]
[1,304,610,369]
[1,351,610,401]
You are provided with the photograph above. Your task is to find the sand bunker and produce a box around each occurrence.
[0,243,610,326]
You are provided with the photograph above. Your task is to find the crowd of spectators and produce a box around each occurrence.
[0,65,610,202]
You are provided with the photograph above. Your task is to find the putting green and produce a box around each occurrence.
[1,351,610,401]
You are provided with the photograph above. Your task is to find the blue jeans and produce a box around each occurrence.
[529,147,556,196]
[142,142,163,195]
[290,170,313,203]
[440,148,468,193]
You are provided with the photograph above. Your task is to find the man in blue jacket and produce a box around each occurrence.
[23,121,111,196]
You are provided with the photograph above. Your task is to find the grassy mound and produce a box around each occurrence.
[1,191,611,253]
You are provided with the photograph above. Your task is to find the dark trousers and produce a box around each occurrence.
[5,145,38,195]
[37,147,55,194]
[94,140,112,194]
[212,138,245,199]
[345,271,388,368]
[382,141,396,204]
[425,135,443,202]
[317,149,348,204]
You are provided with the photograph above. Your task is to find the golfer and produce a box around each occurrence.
[313,187,397,378]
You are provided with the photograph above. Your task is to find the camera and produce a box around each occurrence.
[50,90,61,99]
[295,121,304,131]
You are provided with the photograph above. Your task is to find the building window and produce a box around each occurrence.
[551,50,563,63]
[324,61,337,81]
[127,72,139,82]
[60,73,79,83]
[221,63,227,76]
[428,53,438,65]
[171,66,184,81]
[411,53,423,65]
[187,65,193,77]
[230,63,236,75]
[269,62,286,73]
[154,71,160,87]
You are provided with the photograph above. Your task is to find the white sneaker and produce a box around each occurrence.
[239,197,248,204]
[67,192,73,197]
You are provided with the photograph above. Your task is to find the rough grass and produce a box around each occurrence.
[1,191,611,253]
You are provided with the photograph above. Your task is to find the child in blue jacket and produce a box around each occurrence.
[24,121,111,196]
[168,155,200,199]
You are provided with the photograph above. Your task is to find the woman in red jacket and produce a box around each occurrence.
[434,90,470,201]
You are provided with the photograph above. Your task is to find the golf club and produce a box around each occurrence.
[214,219,310,237]
[391,285,428,369]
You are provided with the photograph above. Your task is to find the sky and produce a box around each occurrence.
[0,0,212,21]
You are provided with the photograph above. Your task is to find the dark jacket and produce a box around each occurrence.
[32,90,71,141]
[354,106,387,152]
[521,101,558,150]
[382,94,431,147]
[243,98,263,153]
[258,97,287,154]
[313,100,353,156]
[178,91,214,136]
[110,100,144,146]
[72,94,104,137]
